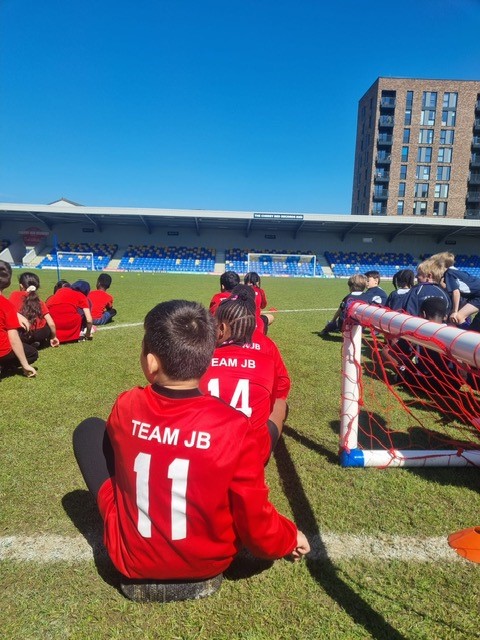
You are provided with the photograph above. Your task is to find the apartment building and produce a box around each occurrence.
[351,77,480,219]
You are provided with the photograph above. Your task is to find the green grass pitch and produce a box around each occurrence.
[1,271,480,639]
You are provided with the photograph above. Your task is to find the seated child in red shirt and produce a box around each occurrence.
[88,273,117,325]
[9,272,59,348]
[47,280,93,343]
[208,270,240,316]
[0,260,38,377]
[73,299,309,602]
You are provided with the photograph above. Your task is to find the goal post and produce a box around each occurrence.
[55,251,95,271]
[339,301,480,468]
[246,253,317,277]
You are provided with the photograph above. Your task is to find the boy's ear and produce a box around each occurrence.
[146,352,161,377]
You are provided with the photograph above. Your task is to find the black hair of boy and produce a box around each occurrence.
[393,269,415,290]
[216,285,256,344]
[420,297,448,323]
[220,271,240,292]
[143,300,216,380]
[364,270,381,281]
[244,272,261,287]
[0,260,12,290]
[97,273,112,290]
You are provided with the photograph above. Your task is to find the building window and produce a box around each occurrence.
[419,129,434,143]
[434,202,448,216]
[400,164,407,179]
[443,92,458,108]
[413,201,428,215]
[438,147,452,163]
[372,202,384,214]
[404,109,412,125]
[403,128,411,143]
[398,182,406,196]
[436,166,451,180]
[434,183,449,198]
[441,110,456,126]
[416,165,431,180]
[397,200,404,215]
[422,91,437,108]
[406,91,414,109]
[440,129,455,144]
[417,147,432,162]
[415,183,429,197]
[401,146,409,162]
[420,110,436,125]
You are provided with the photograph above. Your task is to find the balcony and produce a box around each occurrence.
[379,115,394,127]
[377,134,393,146]
[373,189,389,200]
[474,119,480,130]
[374,171,390,182]
[471,154,480,167]
[472,137,480,149]
[465,209,480,219]
[468,173,480,184]
[467,192,480,202]
[380,97,396,109]
[376,153,391,164]
[476,100,480,111]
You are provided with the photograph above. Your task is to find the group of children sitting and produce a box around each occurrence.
[0,261,116,377]
[321,251,480,335]
[73,269,310,602]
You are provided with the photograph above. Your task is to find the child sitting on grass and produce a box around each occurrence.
[321,274,367,335]
[0,260,37,377]
[9,272,60,348]
[73,299,309,602]
[208,270,240,316]
[88,273,117,325]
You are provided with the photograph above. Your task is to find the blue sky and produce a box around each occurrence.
[1,0,479,214]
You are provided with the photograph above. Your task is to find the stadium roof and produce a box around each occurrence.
[1,200,480,243]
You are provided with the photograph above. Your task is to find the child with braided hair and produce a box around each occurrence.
[9,272,59,348]
[200,285,290,464]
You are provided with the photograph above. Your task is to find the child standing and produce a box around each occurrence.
[73,299,309,601]
[9,272,59,348]
[88,273,117,325]
[0,261,38,377]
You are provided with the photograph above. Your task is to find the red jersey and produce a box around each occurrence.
[9,290,48,330]
[199,338,290,461]
[208,291,231,316]
[252,285,267,310]
[47,287,89,343]
[88,289,114,320]
[99,384,297,580]
[252,329,291,400]
[0,295,21,357]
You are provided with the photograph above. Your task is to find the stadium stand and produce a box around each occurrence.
[37,242,118,271]
[117,245,216,273]
[325,251,417,277]
[1,239,11,251]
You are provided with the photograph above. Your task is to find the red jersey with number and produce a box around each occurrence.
[199,339,290,461]
[47,287,89,343]
[98,385,297,580]
[0,295,21,357]
[88,290,114,320]
[9,290,49,330]
[209,291,231,316]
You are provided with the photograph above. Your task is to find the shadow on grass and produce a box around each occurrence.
[62,489,122,588]
[283,425,338,465]
[275,433,406,640]
[312,331,343,343]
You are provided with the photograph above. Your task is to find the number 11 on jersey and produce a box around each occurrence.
[134,453,190,541]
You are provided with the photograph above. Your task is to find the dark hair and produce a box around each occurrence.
[71,280,91,296]
[18,272,43,324]
[220,271,240,292]
[53,279,69,294]
[143,300,216,380]
[0,260,12,290]
[244,271,261,287]
[216,284,256,344]
[420,297,447,322]
[392,269,415,290]
[364,270,380,281]
[96,273,112,290]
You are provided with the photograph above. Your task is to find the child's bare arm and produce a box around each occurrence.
[7,329,36,377]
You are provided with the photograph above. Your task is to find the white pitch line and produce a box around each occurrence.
[97,308,336,332]
[0,533,462,564]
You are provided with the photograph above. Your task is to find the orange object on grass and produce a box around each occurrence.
[448,526,480,563]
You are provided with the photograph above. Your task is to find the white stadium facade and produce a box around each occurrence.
[1,198,479,273]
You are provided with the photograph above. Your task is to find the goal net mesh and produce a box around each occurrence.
[56,251,95,271]
[339,301,480,468]
[247,253,317,277]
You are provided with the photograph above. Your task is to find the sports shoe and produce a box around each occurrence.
[119,574,223,603]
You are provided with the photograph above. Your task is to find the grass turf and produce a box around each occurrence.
[1,271,479,639]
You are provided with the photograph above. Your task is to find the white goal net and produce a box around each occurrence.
[246,253,317,277]
[56,251,95,271]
